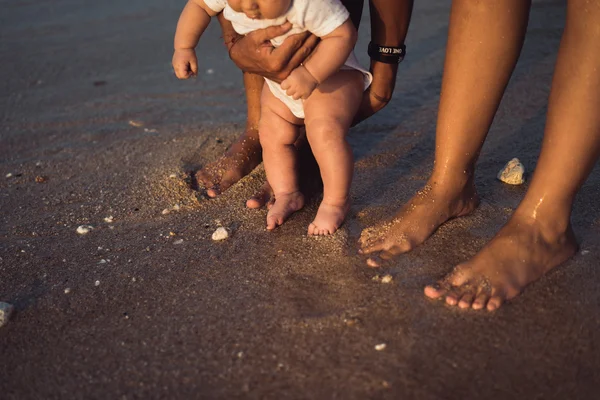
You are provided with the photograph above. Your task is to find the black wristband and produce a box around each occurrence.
[367,42,406,64]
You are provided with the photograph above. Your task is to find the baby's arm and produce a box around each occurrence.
[173,0,220,79]
[281,19,357,99]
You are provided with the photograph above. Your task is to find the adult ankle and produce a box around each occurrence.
[512,205,572,240]
[427,171,475,197]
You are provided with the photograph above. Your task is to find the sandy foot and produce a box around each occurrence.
[307,201,350,236]
[424,212,578,311]
[246,181,274,209]
[358,182,479,267]
[266,191,305,230]
[195,131,262,198]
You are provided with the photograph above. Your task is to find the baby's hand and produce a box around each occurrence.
[280,66,318,100]
[172,48,198,79]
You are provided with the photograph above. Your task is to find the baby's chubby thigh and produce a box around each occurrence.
[303,69,364,135]
[258,84,304,148]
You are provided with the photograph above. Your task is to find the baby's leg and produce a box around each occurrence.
[303,70,364,235]
[259,87,305,230]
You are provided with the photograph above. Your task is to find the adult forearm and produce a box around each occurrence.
[352,0,414,125]
[217,13,240,52]
[370,0,413,47]
[367,0,413,100]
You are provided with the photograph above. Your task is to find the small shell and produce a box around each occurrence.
[381,275,393,284]
[104,216,114,223]
[497,158,525,185]
[0,302,14,327]
[76,225,94,235]
[375,343,387,351]
[128,120,144,127]
[212,227,229,241]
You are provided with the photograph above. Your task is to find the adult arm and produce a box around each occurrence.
[353,0,414,125]
[221,0,363,83]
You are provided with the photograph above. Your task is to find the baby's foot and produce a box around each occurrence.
[266,191,305,230]
[308,201,350,235]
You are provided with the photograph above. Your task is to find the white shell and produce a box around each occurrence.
[212,227,229,241]
[76,225,94,234]
[497,158,525,185]
[0,302,14,327]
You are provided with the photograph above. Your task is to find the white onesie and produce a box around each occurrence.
[203,0,372,118]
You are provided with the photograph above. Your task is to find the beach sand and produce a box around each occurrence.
[1,0,600,398]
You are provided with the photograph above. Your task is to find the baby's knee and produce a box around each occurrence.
[257,125,276,147]
[306,118,346,141]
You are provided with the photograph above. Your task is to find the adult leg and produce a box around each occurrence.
[358,0,531,266]
[259,88,306,230]
[195,72,264,197]
[303,70,364,235]
[198,3,365,202]
[425,0,600,311]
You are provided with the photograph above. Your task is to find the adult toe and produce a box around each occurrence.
[458,292,475,309]
[472,293,490,310]
[487,296,504,311]
[424,282,449,299]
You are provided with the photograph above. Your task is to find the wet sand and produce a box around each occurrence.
[1,0,600,398]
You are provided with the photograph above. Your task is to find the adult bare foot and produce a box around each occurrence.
[246,181,274,209]
[266,191,305,230]
[308,201,350,236]
[358,180,480,267]
[195,129,262,198]
[424,212,578,311]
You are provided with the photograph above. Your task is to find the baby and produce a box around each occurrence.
[173,0,371,235]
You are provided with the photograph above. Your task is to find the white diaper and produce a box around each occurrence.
[264,52,372,119]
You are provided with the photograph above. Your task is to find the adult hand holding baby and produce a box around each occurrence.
[227,20,320,83]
